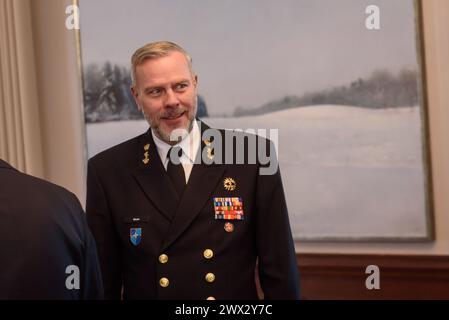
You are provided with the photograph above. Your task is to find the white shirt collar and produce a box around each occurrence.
[151,119,200,165]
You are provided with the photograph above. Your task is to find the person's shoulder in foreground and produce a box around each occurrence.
[0,159,104,300]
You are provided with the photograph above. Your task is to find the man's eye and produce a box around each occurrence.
[147,89,161,96]
[174,83,188,91]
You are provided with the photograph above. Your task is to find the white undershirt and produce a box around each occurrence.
[151,119,201,183]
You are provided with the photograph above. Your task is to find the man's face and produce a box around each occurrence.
[131,51,198,144]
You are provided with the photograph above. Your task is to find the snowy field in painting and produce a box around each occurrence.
[86,105,428,240]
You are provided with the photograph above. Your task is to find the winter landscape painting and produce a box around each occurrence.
[79,0,432,241]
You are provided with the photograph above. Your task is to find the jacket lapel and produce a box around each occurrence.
[132,131,180,222]
[160,158,226,252]
[160,121,226,251]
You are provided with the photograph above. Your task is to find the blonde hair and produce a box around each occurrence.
[130,41,193,86]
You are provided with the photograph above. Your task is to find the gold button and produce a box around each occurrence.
[159,254,168,264]
[203,249,214,259]
[206,296,216,300]
[159,277,169,287]
[205,273,215,283]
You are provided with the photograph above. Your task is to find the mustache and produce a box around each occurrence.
[160,108,187,119]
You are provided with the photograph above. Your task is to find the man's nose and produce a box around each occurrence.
[164,89,180,108]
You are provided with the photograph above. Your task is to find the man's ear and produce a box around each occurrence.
[130,85,141,111]
[193,74,198,88]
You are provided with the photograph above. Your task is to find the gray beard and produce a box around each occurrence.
[153,117,194,145]
[144,98,197,145]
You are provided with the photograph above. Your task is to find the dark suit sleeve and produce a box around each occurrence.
[80,209,105,300]
[86,160,122,299]
[55,188,104,300]
[255,144,300,300]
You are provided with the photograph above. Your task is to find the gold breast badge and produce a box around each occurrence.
[142,143,150,165]
[223,177,236,191]
[204,138,214,160]
[206,147,214,160]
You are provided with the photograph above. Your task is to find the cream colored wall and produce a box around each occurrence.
[22,0,449,254]
[0,0,44,176]
[30,0,86,204]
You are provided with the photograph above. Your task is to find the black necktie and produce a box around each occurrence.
[167,146,186,197]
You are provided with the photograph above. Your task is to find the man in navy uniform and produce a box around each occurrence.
[0,159,103,299]
[86,41,299,300]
